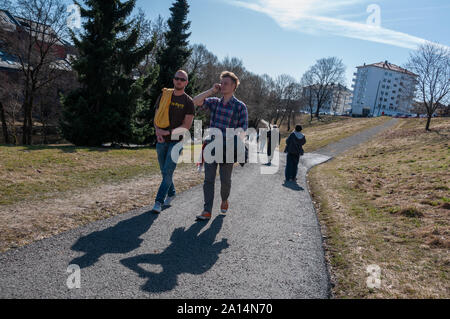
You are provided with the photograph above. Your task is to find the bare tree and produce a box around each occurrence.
[0,72,23,144]
[0,101,8,143]
[406,42,450,130]
[301,57,346,119]
[133,9,166,78]
[185,43,220,93]
[286,82,302,131]
[271,74,295,125]
[0,0,69,145]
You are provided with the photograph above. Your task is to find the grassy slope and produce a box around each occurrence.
[308,118,449,298]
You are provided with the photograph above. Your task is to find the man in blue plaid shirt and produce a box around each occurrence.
[193,71,248,221]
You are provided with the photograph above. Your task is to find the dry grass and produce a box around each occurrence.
[278,114,392,152]
[0,145,204,253]
[308,117,450,298]
[0,145,161,205]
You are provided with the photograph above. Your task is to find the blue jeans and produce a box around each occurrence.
[285,153,300,181]
[155,142,182,204]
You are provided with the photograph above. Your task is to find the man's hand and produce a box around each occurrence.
[156,127,171,136]
[157,135,164,143]
[193,84,221,107]
[212,83,221,95]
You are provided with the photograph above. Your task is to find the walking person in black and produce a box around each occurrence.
[284,125,306,182]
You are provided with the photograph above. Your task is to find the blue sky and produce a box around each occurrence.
[138,0,449,87]
[65,0,450,87]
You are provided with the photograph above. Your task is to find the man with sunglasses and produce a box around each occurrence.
[151,70,195,214]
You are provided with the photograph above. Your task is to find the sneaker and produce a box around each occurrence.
[163,195,176,207]
[220,200,229,214]
[151,202,162,214]
[196,211,212,221]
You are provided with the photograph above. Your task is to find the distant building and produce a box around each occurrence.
[302,83,353,115]
[351,61,418,117]
[0,8,74,72]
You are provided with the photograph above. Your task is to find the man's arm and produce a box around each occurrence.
[193,84,221,107]
[171,114,194,136]
[237,104,249,140]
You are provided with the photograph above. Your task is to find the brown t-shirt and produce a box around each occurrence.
[155,92,195,142]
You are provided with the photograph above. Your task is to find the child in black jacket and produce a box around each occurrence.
[284,125,306,182]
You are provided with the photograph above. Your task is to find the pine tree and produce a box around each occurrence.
[60,0,156,146]
[145,0,192,133]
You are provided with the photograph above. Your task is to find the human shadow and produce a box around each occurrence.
[120,216,229,293]
[70,211,159,269]
[283,180,304,191]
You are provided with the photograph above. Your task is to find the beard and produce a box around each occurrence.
[174,84,186,91]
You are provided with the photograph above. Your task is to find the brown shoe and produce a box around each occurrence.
[220,200,229,214]
[196,211,212,221]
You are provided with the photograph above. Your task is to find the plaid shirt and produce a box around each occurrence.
[201,96,248,135]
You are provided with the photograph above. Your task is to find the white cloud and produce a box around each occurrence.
[229,0,448,50]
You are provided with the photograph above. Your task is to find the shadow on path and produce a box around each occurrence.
[70,211,159,269]
[282,181,305,191]
[120,216,229,294]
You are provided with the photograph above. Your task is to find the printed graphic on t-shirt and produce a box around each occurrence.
[171,101,185,109]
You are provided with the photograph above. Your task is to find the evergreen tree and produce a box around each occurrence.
[145,0,192,132]
[60,0,157,146]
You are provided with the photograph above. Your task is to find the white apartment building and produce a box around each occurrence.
[303,83,353,115]
[351,61,418,117]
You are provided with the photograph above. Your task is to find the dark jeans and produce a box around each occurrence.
[155,142,181,204]
[285,153,300,181]
[203,162,234,213]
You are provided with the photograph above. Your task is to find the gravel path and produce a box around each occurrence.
[0,118,398,299]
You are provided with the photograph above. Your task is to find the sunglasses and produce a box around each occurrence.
[174,77,187,82]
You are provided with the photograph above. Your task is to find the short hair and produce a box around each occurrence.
[175,70,188,81]
[295,125,303,132]
[220,71,240,90]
